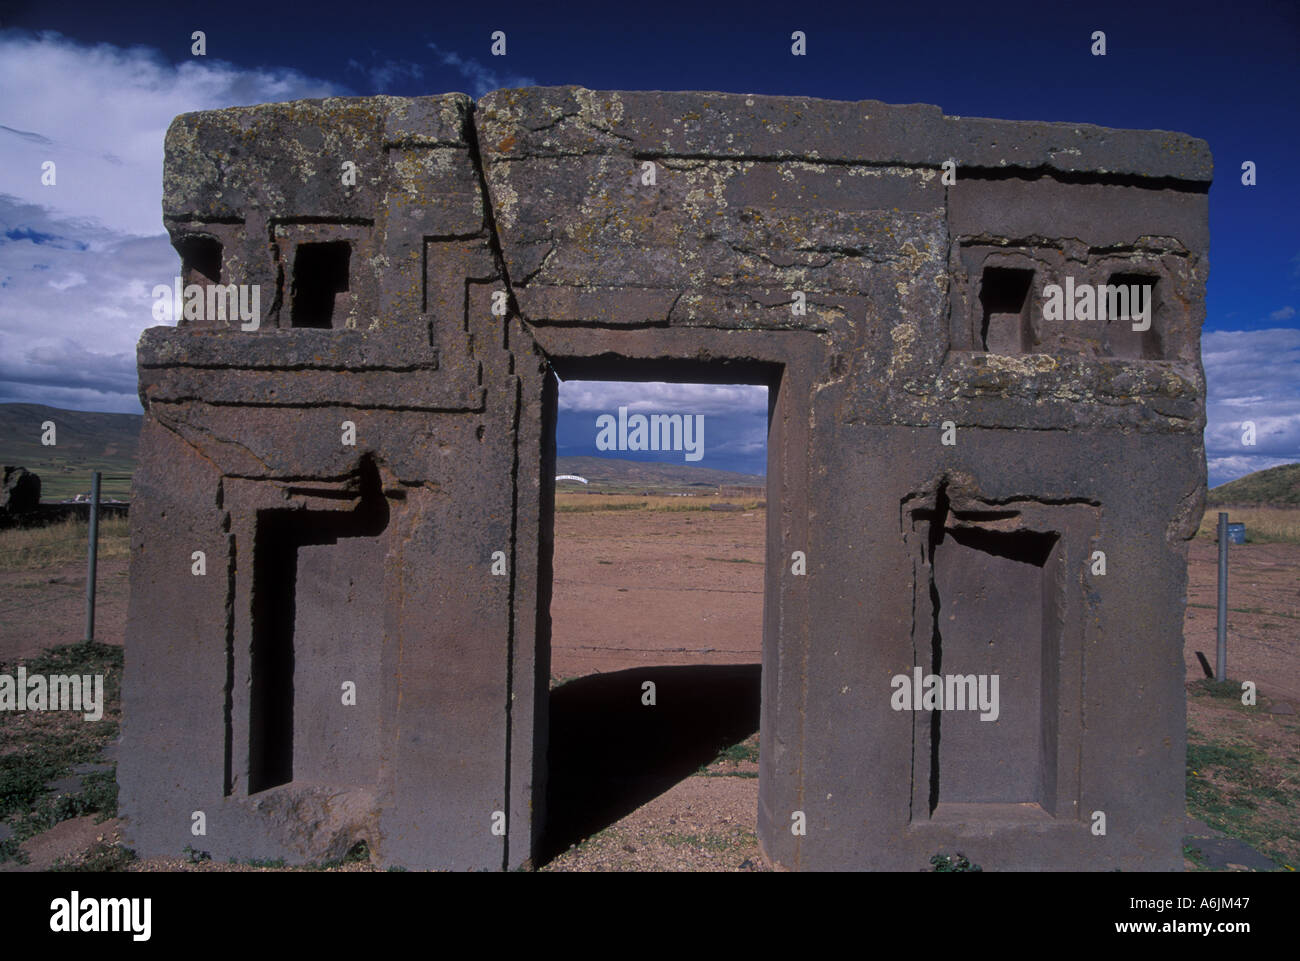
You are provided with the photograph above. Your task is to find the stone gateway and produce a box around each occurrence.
[121,87,1210,871]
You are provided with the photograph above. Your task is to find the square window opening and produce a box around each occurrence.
[291,241,351,329]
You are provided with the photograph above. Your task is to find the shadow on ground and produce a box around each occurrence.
[540,663,760,864]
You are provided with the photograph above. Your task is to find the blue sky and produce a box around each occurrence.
[0,0,1295,482]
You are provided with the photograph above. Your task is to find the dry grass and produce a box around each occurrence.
[1196,507,1300,545]
[0,516,131,572]
[556,493,765,513]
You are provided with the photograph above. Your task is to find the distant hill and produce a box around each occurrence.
[0,403,141,501]
[557,456,763,489]
[0,404,764,501]
[1207,463,1300,508]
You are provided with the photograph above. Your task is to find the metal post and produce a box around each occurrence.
[1216,511,1228,681]
[84,471,101,643]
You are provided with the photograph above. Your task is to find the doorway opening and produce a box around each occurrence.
[538,366,773,866]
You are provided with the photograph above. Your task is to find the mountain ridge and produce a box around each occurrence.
[1207,462,1300,508]
[0,404,764,497]
[556,455,763,487]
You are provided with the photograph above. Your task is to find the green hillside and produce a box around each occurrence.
[556,456,764,491]
[1207,463,1300,508]
[0,405,766,502]
[0,403,141,501]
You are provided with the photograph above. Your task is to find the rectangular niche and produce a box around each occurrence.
[272,220,375,331]
[170,229,236,329]
[979,266,1035,354]
[291,241,352,328]
[931,525,1058,810]
[175,234,223,286]
[247,462,388,794]
[1102,272,1163,360]
[904,489,1092,823]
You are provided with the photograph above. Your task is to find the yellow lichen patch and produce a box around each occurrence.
[898,241,930,273]
[1159,368,1194,395]
[282,136,319,186]
[891,322,918,351]
[574,88,625,132]
[786,160,830,176]
[163,122,220,208]
[980,353,1059,376]
[479,93,526,132]
[672,161,739,221]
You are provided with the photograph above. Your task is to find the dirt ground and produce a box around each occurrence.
[0,558,130,661]
[549,508,765,680]
[1,511,1296,871]
[1183,539,1300,702]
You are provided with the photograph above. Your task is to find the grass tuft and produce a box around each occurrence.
[930,852,983,872]
[1195,507,1300,545]
[0,515,130,572]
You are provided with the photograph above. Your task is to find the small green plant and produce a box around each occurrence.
[183,844,211,864]
[930,852,983,872]
[0,640,124,861]
[81,770,118,818]
[715,741,759,764]
[0,834,26,865]
[53,841,137,872]
[242,856,288,869]
[1192,679,1246,700]
[308,840,371,870]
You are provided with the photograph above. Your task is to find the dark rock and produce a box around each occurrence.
[71,762,114,776]
[1184,818,1226,839]
[1,466,40,513]
[1185,837,1279,872]
[45,777,83,797]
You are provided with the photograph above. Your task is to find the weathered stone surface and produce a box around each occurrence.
[475,89,1212,180]
[124,86,1211,872]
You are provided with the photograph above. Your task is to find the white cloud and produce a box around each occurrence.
[1206,453,1295,485]
[0,198,179,412]
[47,271,86,290]
[1269,305,1296,322]
[345,57,424,93]
[0,30,342,238]
[427,42,536,98]
[559,380,768,417]
[557,380,768,470]
[0,30,345,414]
[1202,328,1300,487]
